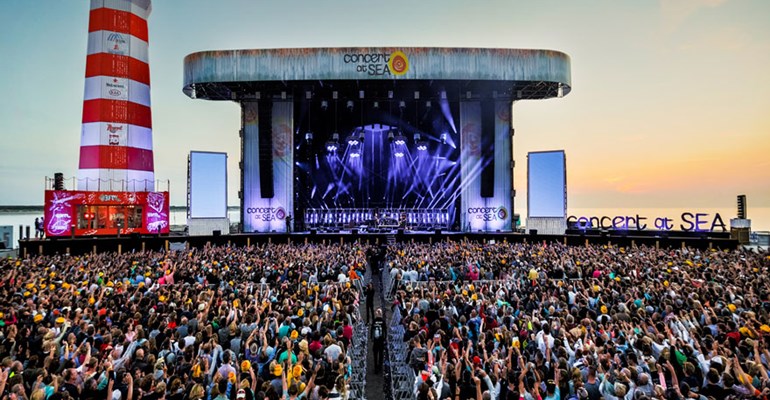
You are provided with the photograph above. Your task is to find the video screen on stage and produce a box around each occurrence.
[528,150,566,217]
[189,151,227,218]
[298,123,461,212]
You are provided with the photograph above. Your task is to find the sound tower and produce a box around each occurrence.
[54,172,64,191]
[480,101,495,198]
[258,102,274,198]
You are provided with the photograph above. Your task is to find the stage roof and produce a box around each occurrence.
[183,47,571,101]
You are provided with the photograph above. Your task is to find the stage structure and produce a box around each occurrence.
[187,151,230,236]
[43,0,169,238]
[527,150,567,234]
[183,48,571,233]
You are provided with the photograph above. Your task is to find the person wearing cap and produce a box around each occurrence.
[371,308,386,374]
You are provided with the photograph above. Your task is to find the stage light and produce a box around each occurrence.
[350,152,361,158]
[321,100,328,110]
[425,101,432,108]
[373,101,379,109]
[347,136,359,146]
[326,143,338,152]
[358,129,365,143]
[416,143,428,151]
[399,101,406,109]
[305,132,313,143]
[394,151,405,158]
[346,100,354,111]
[387,130,395,143]
[440,133,447,144]
[413,132,421,143]
[331,132,339,142]
[394,135,406,146]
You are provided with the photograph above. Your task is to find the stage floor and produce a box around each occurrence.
[18,228,739,257]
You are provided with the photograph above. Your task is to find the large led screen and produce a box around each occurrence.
[189,151,227,218]
[527,151,566,218]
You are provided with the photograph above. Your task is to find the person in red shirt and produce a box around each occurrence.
[342,319,353,343]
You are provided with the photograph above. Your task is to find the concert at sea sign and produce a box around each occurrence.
[567,212,727,232]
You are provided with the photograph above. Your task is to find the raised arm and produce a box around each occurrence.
[301,363,320,398]
[753,340,769,382]
[733,356,758,394]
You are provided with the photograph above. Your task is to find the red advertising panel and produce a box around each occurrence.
[44,190,169,237]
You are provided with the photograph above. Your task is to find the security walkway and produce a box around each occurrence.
[365,262,390,400]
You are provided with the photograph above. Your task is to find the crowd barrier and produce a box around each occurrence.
[387,306,416,400]
[347,272,368,399]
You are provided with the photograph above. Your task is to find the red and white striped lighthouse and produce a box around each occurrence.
[78,0,154,192]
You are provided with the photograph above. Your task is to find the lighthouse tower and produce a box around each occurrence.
[78,0,154,191]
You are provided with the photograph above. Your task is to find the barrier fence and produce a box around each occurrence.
[347,276,368,400]
[387,306,416,400]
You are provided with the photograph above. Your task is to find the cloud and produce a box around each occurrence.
[660,0,728,32]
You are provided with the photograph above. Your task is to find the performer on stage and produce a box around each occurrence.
[399,212,407,229]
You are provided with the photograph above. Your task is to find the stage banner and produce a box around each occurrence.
[460,101,512,232]
[44,190,168,237]
[242,102,294,232]
[494,100,512,231]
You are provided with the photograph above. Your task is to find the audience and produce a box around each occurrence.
[0,243,368,400]
[385,241,770,400]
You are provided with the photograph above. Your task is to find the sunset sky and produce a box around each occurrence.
[0,0,768,215]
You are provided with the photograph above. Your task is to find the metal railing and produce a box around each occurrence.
[388,306,416,400]
[45,176,170,192]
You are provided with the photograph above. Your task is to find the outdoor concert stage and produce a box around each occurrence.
[20,229,738,257]
[183,47,572,234]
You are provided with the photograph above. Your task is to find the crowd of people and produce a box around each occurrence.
[0,243,369,400]
[385,241,770,400]
[3,238,770,400]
